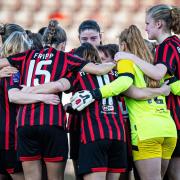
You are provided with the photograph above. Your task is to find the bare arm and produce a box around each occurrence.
[0,66,18,78]
[8,88,60,105]
[123,84,170,100]
[21,78,71,94]
[0,58,10,69]
[114,52,167,80]
[82,62,116,75]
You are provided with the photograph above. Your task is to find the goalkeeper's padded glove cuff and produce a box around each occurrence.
[91,88,102,100]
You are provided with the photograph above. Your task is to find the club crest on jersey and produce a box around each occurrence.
[102,105,114,112]
[110,70,118,77]
[12,71,20,83]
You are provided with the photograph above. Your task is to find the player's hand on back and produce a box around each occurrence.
[0,66,18,78]
[70,90,95,111]
[160,81,170,96]
[114,51,135,62]
[42,94,60,105]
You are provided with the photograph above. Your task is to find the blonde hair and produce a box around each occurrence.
[147,4,180,34]
[1,31,30,58]
[119,25,160,88]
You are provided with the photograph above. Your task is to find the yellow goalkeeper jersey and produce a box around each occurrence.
[117,60,177,145]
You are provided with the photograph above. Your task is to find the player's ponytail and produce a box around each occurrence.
[170,7,180,34]
[119,25,160,88]
[43,19,67,47]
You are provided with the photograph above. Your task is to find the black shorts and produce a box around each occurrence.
[78,140,128,175]
[69,130,81,160]
[124,118,133,171]
[172,130,180,157]
[17,126,68,162]
[0,149,22,174]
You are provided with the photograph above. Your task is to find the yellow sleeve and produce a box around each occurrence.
[100,76,133,98]
[100,59,134,98]
[117,59,135,75]
[170,80,180,95]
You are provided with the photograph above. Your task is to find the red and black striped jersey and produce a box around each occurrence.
[66,49,81,132]
[155,35,180,130]
[68,70,126,144]
[0,75,19,150]
[67,76,129,132]
[67,112,81,132]
[118,97,129,120]
[7,47,88,128]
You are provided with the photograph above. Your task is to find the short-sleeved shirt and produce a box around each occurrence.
[0,73,20,150]
[117,60,177,145]
[68,70,126,144]
[7,47,88,128]
[155,35,180,130]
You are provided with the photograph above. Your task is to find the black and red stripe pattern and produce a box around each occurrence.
[7,47,88,128]
[69,70,126,144]
[0,78,18,150]
[155,35,180,130]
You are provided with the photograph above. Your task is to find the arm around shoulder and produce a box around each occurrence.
[21,78,71,94]
[8,88,60,105]
[124,83,170,100]
[0,58,11,69]
[81,62,116,75]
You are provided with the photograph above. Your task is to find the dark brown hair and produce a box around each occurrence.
[97,44,119,59]
[74,43,101,63]
[27,31,43,49]
[78,20,101,34]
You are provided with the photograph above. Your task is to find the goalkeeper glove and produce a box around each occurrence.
[71,89,102,111]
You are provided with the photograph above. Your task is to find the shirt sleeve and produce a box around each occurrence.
[6,51,27,69]
[117,59,135,78]
[6,71,21,90]
[155,44,176,75]
[65,53,89,72]
[100,60,134,98]
[63,72,78,93]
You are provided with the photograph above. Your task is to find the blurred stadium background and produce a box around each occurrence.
[0,0,179,51]
[0,0,179,179]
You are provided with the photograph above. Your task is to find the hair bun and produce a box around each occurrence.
[49,20,58,28]
[48,20,59,36]
[0,24,5,35]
